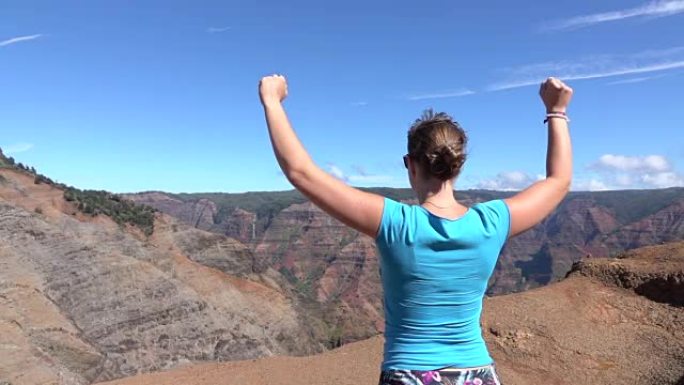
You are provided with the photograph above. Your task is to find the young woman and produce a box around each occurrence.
[259,75,572,385]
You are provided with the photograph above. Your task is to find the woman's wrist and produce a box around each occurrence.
[261,98,283,110]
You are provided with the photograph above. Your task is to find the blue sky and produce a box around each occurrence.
[1,0,683,193]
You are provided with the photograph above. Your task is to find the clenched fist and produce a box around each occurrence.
[259,74,288,106]
[539,77,573,113]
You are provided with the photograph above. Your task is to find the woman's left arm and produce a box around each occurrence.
[259,75,384,238]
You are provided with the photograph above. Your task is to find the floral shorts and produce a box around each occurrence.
[378,364,502,385]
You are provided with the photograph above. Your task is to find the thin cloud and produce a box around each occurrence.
[350,101,368,107]
[544,0,684,31]
[327,163,395,185]
[607,75,663,85]
[2,143,34,154]
[475,171,542,191]
[327,164,348,182]
[348,175,395,184]
[407,89,475,101]
[0,34,42,47]
[488,47,684,91]
[207,27,232,33]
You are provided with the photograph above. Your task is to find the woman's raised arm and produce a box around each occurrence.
[259,74,384,238]
[504,77,573,237]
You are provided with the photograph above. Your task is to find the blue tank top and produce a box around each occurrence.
[374,197,510,370]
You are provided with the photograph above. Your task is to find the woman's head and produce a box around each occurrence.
[405,109,467,184]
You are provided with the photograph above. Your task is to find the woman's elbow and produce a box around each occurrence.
[284,163,316,190]
[285,168,307,188]
[551,176,571,196]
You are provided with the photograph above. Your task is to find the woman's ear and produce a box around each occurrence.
[408,157,418,179]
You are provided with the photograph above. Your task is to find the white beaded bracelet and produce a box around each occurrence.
[544,113,570,124]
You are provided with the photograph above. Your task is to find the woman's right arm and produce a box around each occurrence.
[504,77,573,238]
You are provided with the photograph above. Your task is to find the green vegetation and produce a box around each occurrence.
[0,147,156,236]
[278,265,320,297]
[64,188,156,236]
[169,188,519,230]
[0,150,14,168]
[327,324,343,349]
[0,150,66,188]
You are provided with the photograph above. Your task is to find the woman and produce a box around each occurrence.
[259,75,572,385]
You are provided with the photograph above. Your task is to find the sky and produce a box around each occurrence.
[1,0,683,193]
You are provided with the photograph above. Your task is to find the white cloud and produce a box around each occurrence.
[2,143,34,154]
[207,27,231,33]
[487,46,684,91]
[642,171,684,187]
[350,101,368,107]
[407,89,475,101]
[580,153,684,189]
[615,174,634,187]
[0,34,42,47]
[572,179,610,191]
[544,0,684,31]
[472,155,682,192]
[592,154,671,172]
[475,171,536,191]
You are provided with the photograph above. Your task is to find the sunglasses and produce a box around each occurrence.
[403,154,410,169]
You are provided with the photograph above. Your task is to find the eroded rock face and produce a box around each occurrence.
[130,189,684,348]
[0,169,323,384]
[602,200,684,250]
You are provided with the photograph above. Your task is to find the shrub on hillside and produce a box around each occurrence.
[64,188,156,236]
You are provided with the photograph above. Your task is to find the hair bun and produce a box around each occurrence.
[427,144,466,180]
[407,109,468,181]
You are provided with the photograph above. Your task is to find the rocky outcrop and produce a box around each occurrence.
[125,193,217,231]
[571,242,684,306]
[0,169,323,384]
[221,208,258,244]
[95,241,684,385]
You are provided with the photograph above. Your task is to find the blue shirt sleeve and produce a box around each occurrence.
[479,199,511,250]
[375,197,407,246]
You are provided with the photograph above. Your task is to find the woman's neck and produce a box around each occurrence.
[416,179,458,205]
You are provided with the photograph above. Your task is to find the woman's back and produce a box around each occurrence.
[376,198,510,370]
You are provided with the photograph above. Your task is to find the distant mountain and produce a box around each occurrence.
[126,187,684,346]
[96,241,684,385]
[2,145,682,384]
